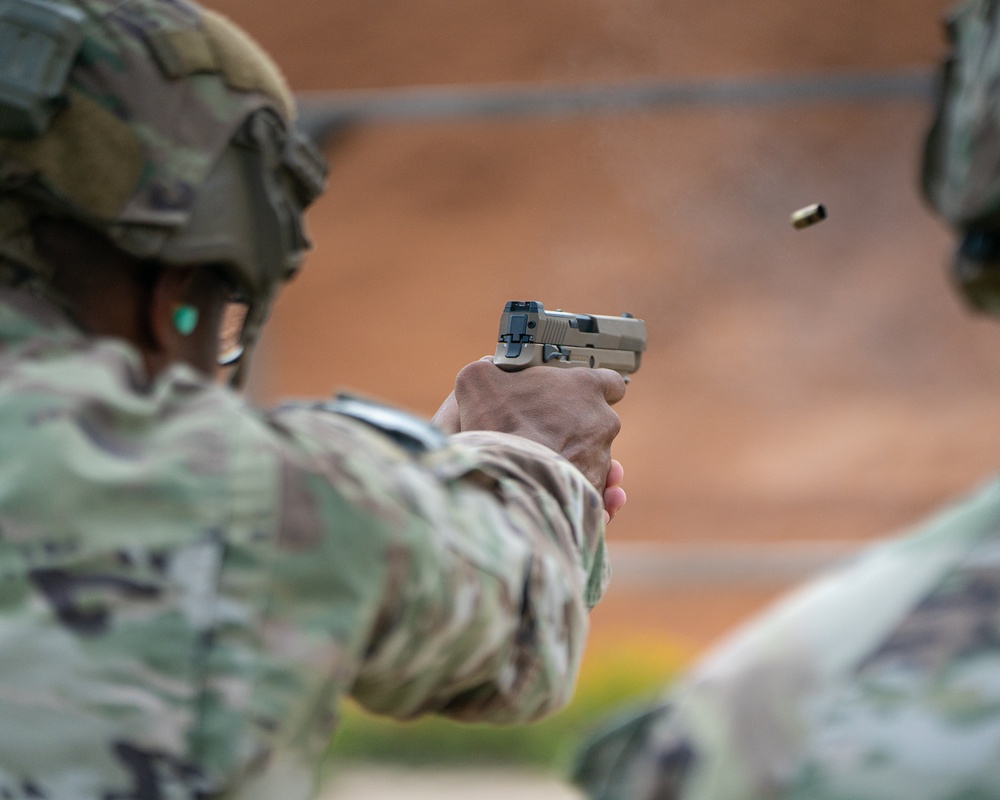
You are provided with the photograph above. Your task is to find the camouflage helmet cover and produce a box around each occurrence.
[0,0,327,358]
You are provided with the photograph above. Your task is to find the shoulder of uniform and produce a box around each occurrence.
[311,393,448,455]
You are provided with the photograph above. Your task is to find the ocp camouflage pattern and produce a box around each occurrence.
[574,478,1000,800]
[0,288,609,800]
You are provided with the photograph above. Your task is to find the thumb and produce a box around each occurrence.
[431,391,461,434]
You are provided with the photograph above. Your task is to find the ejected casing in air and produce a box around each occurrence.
[791,203,827,229]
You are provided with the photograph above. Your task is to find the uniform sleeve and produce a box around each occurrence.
[265,405,609,725]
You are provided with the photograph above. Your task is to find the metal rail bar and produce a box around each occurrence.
[296,67,936,143]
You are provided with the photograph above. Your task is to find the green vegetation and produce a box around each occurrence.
[326,636,690,770]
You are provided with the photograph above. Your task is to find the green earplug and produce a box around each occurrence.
[172,305,199,336]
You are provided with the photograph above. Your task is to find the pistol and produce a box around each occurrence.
[493,301,646,377]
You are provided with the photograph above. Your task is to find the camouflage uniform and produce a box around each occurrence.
[0,285,609,799]
[574,2,1000,798]
[0,5,610,794]
[574,481,1000,800]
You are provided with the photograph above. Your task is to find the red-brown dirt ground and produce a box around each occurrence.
[208,0,998,655]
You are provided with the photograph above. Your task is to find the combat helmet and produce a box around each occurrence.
[922,0,1000,316]
[0,0,327,381]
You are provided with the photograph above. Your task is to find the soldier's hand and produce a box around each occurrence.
[433,358,626,499]
[604,459,626,523]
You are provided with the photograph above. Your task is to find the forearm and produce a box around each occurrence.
[351,430,608,723]
[451,430,609,606]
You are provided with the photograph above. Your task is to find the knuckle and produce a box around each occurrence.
[457,359,493,384]
[593,368,626,399]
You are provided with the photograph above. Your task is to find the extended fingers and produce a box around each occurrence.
[603,460,627,522]
[603,485,627,523]
[606,459,624,488]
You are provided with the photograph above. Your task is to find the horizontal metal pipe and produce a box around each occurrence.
[607,540,868,586]
[296,67,936,143]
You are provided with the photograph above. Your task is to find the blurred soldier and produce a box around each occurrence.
[572,3,1000,800]
[0,1,628,798]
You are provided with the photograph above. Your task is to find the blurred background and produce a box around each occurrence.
[208,0,1000,794]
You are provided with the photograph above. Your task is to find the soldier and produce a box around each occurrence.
[572,2,1000,799]
[0,1,628,798]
